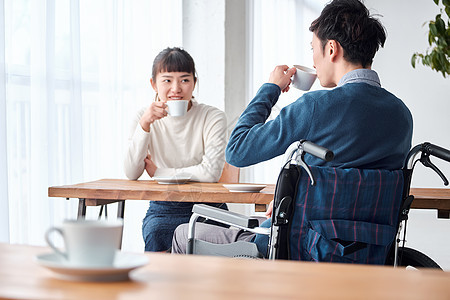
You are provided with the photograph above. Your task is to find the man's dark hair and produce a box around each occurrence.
[309,0,386,68]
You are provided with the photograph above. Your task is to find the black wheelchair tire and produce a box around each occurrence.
[386,247,442,270]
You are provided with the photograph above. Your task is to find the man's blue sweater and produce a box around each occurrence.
[226,82,413,170]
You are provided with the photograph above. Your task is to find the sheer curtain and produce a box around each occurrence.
[1,0,182,244]
[243,0,328,185]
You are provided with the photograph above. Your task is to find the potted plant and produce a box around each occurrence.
[411,0,450,77]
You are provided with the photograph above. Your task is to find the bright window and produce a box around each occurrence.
[2,0,182,244]
[245,0,328,185]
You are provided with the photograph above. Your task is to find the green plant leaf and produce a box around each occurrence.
[430,22,438,36]
[422,56,431,67]
[429,31,434,45]
[412,0,450,77]
[436,15,446,34]
[441,54,448,70]
[432,53,439,68]
[411,54,417,68]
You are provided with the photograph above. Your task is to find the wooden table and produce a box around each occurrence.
[1,243,449,300]
[48,179,450,219]
[48,179,275,218]
[410,188,450,218]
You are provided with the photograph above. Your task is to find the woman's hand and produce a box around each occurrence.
[265,200,274,218]
[139,101,168,132]
[144,154,158,177]
[268,65,297,93]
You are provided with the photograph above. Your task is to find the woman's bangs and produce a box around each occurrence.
[158,53,194,75]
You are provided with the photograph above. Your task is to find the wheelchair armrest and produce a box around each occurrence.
[187,204,270,255]
[193,204,260,229]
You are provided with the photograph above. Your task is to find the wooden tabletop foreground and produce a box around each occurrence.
[1,243,450,300]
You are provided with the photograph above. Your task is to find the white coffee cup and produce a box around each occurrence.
[291,65,317,91]
[45,219,123,268]
[166,100,189,117]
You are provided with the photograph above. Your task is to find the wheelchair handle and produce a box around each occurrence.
[405,142,450,186]
[406,142,450,169]
[300,140,334,162]
[423,143,450,163]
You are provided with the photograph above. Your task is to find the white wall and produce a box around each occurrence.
[365,0,450,270]
[182,0,225,111]
[0,0,9,242]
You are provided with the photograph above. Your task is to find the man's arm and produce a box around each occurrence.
[226,87,315,167]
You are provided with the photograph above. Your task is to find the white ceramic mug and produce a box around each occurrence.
[166,100,189,117]
[45,219,123,267]
[291,65,317,91]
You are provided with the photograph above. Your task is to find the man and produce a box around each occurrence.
[172,0,413,255]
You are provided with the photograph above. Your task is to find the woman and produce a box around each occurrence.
[124,47,228,251]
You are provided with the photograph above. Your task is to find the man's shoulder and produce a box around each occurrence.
[312,83,403,104]
[297,89,334,104]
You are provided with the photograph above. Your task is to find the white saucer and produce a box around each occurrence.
[223,184,267,193]
[35,252,148,282]
[153,174,192,184]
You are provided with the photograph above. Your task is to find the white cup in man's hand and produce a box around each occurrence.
[166,100,189,117]
[45,219,123,268]
[291,65,317,91]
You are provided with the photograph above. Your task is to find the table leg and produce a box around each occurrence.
[437,210,450,219]
[77,198,86,219]
[117,200,125,219]
[255,204,267,212]
[116,201,125,249]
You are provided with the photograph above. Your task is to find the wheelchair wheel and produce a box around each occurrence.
[386,247,442,270]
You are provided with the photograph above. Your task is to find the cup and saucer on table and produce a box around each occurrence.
[35,219,148,282]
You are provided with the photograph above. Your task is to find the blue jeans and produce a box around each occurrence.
[252,218,271,257]
[142,201,228,252]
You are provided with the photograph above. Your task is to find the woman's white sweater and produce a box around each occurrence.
[124,99,227,182]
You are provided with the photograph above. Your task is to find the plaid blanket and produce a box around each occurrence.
[289,166,403,264]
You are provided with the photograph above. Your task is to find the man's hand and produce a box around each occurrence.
[139,101,168,132]
[268,65,297,93]
[265,200,274,218]
[144,154,158,177]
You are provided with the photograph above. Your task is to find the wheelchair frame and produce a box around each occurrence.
[187,140,450,268]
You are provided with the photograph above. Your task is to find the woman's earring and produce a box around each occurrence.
[154,93,159,102]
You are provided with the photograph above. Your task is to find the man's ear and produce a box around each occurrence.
[328,40,340,62]
[150,78,157,92]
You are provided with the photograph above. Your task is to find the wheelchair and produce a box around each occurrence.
[186,140,450,268]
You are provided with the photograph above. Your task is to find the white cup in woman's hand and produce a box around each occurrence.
[166,100,189,117]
